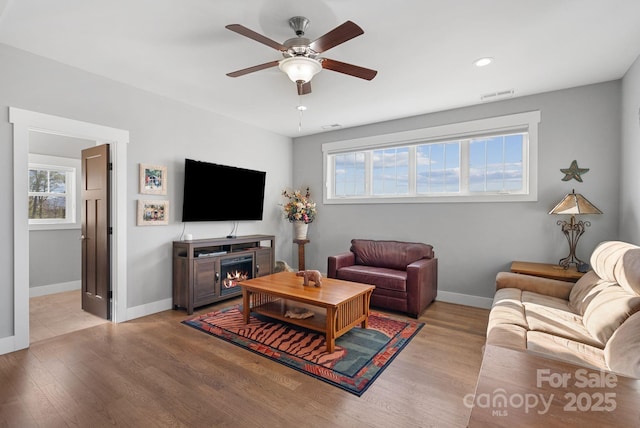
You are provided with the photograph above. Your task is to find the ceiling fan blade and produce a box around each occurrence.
[297,81,312,95]
[321,58,377,80]
[309,21,364,53]
[225,24,287,51]
[226,60,280,77]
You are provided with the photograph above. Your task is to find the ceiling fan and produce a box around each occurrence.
[225,16,377,95]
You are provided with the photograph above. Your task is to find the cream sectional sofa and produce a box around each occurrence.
[487,240,640,379]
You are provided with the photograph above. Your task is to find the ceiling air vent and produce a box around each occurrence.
[480,89,514,102]
[321,124,342,130]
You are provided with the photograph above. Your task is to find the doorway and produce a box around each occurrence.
[9,107,129,353]
[27,131,109,343]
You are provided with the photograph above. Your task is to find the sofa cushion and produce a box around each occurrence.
[604,311,640,378]
[522,294,601,348]
[496,272,573,299]
[590,241,640,295]
[489,288,528,331]
[522,291,574,312]
[527,331,606,370]
[568,270,614,315]
[336,265,407,292]
[492,287,523,309]
[618,248,640,295]
[590,241,635,282]
[582,285,640,344]
[486,323,527,350]
[350,239,433,271]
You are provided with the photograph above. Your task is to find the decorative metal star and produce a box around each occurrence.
[560,160,589,182]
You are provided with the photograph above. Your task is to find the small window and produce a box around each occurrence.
[372,147,409,195]
[468,133,525,193]
[28,163,76,226]
[416,141,460,194]
[334,152,366,197]
[323,111,540,204]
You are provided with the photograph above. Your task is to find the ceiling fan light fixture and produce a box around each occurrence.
[279,56,322,83]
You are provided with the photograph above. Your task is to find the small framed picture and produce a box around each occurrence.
[139,163,167,195]
[137,200,169,226]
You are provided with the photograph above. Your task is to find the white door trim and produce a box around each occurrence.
[8,107,129,353]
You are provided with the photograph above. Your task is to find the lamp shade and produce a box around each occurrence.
[279,57,322,83]
[549,190,602,215]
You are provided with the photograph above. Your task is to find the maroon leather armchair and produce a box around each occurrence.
[327,239,438,318]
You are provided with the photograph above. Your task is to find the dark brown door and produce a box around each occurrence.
[81,144,111,319]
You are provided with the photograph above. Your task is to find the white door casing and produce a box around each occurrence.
[7,107,129,354]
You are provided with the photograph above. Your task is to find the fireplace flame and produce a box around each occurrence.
[223,270,249,288]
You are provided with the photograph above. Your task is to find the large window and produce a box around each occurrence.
[28,158,78,228]
[323,111,540,203]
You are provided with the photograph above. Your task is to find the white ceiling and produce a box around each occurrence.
[1,1,639,138]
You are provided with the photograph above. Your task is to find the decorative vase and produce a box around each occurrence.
[293,221,308,240]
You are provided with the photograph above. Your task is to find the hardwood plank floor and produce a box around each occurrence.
[30,290,109,343]
[2,299,490,428]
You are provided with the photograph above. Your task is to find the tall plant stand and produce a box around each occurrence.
[293,238,310,271]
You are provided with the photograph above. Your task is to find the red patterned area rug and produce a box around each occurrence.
[182,306,424,396]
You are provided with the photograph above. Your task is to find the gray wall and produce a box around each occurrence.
[29,230,81,287]
[28,151,85,290]
[620,55,640,243]
[0,43,293,339]
[293,81,623,304]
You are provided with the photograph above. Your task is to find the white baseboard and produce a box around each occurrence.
[126,298,173,321]
[0,335,17,355]
[29,280,81,297]
[123,293,492,320]
[436,291,493,309]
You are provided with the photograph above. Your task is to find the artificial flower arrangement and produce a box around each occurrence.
[282,187,317,224]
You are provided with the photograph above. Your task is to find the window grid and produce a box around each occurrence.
[373,147,409,195]
[416,141,461,194]
[323,111,539,204]
[328,132,526,200]
[467,134,525,193]
[334,151,368,197]
[28,164,75,224]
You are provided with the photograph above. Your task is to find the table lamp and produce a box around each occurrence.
[549,189,602,270]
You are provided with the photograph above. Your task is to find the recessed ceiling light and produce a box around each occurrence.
[474,57,494,67]
[296,105,307,111]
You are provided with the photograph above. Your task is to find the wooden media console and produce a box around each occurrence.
[172,234,275,314]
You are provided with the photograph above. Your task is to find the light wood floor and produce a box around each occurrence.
[30,290,110,343]
[3,298,490,427]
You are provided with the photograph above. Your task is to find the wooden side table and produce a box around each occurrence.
[510,261,585,282]
[293,239,310,271]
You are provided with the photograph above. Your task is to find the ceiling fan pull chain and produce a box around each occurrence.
[297,102,307,132]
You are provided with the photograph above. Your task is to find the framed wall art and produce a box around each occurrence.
[137,199,169,226]
[139,163,167,195]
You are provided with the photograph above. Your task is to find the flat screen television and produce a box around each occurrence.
[182,158,266,222]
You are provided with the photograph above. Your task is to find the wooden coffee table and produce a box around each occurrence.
[239,272,375,352]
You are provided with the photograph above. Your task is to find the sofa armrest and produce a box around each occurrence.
[406,257,438,316]
[327,252,356,278]
[496,271,573,300]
